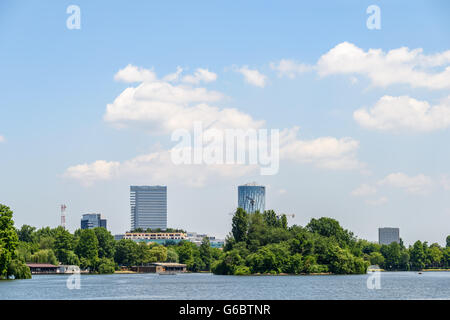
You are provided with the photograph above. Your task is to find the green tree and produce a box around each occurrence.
[410,240,426,270]
[0,204,19,279]
[232,208,248,243]
[93,227,115,259]
[369,251,385,266]
[199,237,212,270]
[114,239,138,266]
[17,225,36,243]
[53,226,74,264]
[306,217,354,247]
[446,235,450,248]
[149,244,167,262]
[75,229,99,268]
[166,248,179,262]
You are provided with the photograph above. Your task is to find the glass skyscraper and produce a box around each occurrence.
[238,183,265,213]
[130,185,167,231]
[80,213,107,230]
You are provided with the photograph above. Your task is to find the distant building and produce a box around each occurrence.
[130,185,167,230]
[238,182,265,213]
[124,232,186,245]
[378,227,400,245]
[187,232,225,248]
[80,213,107,230]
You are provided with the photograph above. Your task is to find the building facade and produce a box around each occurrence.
[187,232,225,248]
[238,183,265,213]
[124,232,186,245]
[130,185,167,231]
[378,227,400,245]
[80,213,107,230]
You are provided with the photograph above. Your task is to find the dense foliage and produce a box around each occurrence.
[4,202,450,279]
[0,204,31,279]
[213,210,367,275]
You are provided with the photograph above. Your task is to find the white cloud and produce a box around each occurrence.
[354,95,450,132]
[64,149,258,188]
[114,64,157,83]
[63,160,120,187]
[317,42,450,89]
[66,65,366,187]
[440,175,450,191]
[270,59,312,78]
[236,66,267,87]
[366,197,388,206]
[105,65,261,134]
[182,68,217,84]
[351,184,377,197]
[0,135,5,143]
[163,66,183,82]
[279,127,364,170]
[378,172,433,194]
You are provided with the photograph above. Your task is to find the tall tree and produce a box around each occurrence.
[75,229,99,268]
[17,225,36,243]
[232,208,248,243]
[0,205,19,278]
[93,227,115,259]
[199,237,212,270]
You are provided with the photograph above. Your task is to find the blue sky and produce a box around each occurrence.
[1,1,450,245]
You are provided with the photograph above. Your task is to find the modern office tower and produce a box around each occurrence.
[130,185,167,231]
[238,182,265,213]
[80,213,107,230]
[378,227,400,245]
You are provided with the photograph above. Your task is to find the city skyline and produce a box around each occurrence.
[1,1,450,246]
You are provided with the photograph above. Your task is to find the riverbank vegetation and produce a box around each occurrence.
[2,203,450,278]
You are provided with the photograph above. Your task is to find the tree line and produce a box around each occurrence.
[2,203,450,279]
[210,208,450,275]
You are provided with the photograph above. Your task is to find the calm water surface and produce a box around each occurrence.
[1,272,450,300]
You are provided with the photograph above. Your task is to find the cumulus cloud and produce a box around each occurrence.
[182,68,217,84]
[354,95,450,132]
[105,65,261,133]
[351,184,377,197]
[270,59,312,78]
[63,160,120,187]
[65,64,366,186]
[114,64,157,83]
[378,172,433,194]
[317,42,450,89]
[236,66,267,87]
[279,127,364,170]
[64,149,258,188]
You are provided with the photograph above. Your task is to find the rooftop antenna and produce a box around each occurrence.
[60,204,67,229]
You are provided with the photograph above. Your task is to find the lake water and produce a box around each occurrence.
[1,272,450,300]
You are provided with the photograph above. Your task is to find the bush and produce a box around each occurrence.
[7,259,31,279]
[97,258,115,274]
[234,266,251,275]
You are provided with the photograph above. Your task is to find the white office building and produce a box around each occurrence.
[130,185,167,230]
[378,227,400,245]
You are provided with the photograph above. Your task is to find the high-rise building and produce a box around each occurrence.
[80,213,107,230]
[378,227,400,245]
[238,182,265,213]
[130,185,167,231]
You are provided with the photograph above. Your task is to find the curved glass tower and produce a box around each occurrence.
[238,183,265,213]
